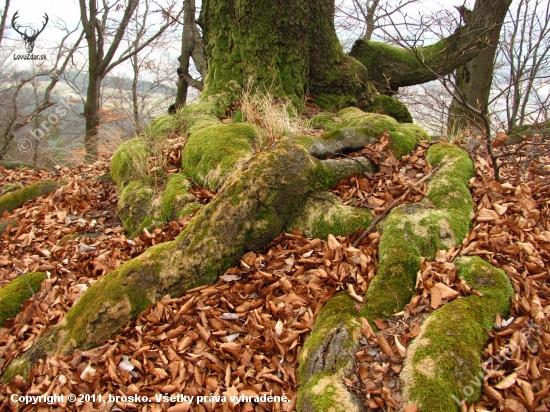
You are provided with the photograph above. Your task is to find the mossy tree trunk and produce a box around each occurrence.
[199,0,374,111]
[349,0,513,95]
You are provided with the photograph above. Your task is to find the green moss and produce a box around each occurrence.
[178,202,203,219]
[181,123,258,189]
[61,241,175,351]
[117,180,154,235]
[0,272,47,327]
[143,114,186,137]
[349,39,449,92]
[402,256,513,412]
[361,143,474,325]
[159,173,194,221]
[314,93,359,112]
[1,356,31,382]
[0,181,60,215]
[110,137,148,186]
[298,292,362,412]
[287,192,372,238]
[364,94,413,123]
[312,108,428,159]
[309,113,339,131]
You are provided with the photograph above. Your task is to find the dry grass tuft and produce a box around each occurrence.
[239,85,302,144]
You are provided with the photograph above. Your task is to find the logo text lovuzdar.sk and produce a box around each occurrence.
[12,10,49,60]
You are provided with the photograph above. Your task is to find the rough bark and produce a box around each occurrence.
[199,0,374,112]
[349,0,513,94]
[447,2,511,134]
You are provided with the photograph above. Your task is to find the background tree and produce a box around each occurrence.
[79,0,182,161]
[496,0,550,130]
[447,2,512,134]
[0,0,9,45]
[335,0,418,46]
[174,0,206,109]
[0,23,84,161]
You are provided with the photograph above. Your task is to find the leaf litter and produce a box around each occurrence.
[0,137,548,411]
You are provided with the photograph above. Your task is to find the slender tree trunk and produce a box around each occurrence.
[175,0,197,109]
[447,1,511,135]
[0,0,10,45]
[131,52,140,128]
[84,73,101,162]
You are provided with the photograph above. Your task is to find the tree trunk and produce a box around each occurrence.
[350,0,513,94]
[0,0,10,45]
[447,1,511,135]
[83,72,101,162]
[200,0,372,111]
[175,0,197,109]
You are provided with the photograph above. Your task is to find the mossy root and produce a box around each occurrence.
[298,143,474,411]
[0,272,47,327]
[0,181,60,215]
[401,256,513,412]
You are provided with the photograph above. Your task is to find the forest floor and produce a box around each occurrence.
[0,137,549,412]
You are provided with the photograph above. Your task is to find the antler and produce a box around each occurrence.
[11,12,48,39]
[34,13,49,37]
[11,11,27,37]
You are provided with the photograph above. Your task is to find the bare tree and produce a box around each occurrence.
[174,0,206,109]
[0,24,84,161]
[79,0,183,162]
[0,0,9,45]
[495,0,550,130]
[447,2,511,135]
[334,0,419,50]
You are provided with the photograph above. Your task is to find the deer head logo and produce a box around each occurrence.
[12,11,49,54]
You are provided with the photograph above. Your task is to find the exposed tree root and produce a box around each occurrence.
[0,181,60,215]
[297,143,479,411]
[401,256,513,412]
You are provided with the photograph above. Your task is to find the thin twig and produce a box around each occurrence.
[353,166,440,247]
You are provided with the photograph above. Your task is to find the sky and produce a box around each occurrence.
[4,0,475,51]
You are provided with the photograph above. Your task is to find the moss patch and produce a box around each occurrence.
[110,137,148,187]
[181,123,258,190]
[117,180,154,236]
[0,272,47,327]
[298,292,363,412]
[310,108,428,159]
[0,181,60,215]
[287,192,373,238]
[364,94,413,123]
[401,256,513,412]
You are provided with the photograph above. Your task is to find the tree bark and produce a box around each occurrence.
[350,0,513,94]
[447,1,512,134]
[199,0,373,111]
[0,0,10,45]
